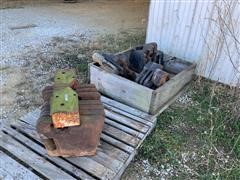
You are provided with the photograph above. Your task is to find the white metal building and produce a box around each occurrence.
[146,0,240,86]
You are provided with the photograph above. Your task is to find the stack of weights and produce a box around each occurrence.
[36,69,105,157]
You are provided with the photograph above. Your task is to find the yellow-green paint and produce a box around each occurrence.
[54,69,76,85]
[50,87,79,114]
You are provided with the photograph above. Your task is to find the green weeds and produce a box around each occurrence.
[137,79,240,179]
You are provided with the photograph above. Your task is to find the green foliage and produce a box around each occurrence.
[77,62,88,73]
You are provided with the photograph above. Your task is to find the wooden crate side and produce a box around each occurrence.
[152,84,191,118]
[90,63,153,113]
[149,64,196,114]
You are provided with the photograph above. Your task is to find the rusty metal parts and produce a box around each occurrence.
[37,70,105,157]
[95,42,170,89]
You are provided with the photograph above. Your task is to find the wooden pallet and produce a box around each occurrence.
[0,96,156,180]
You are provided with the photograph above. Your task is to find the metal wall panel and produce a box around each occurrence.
[146,0,240,86]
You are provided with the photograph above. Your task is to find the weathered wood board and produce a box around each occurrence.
[0,96,157,180]
[149,65,195,114]
[90,64,153,113]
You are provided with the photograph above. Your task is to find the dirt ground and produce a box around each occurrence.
[0,0,149,122]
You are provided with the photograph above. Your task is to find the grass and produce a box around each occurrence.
[136,78,240,179]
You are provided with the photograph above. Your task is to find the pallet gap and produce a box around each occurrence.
[19,119,31,125]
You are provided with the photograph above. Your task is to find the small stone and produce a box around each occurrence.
[77,54,86,59]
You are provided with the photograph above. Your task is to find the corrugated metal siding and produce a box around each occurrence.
[146,0,240,86]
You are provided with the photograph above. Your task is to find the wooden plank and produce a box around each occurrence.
[114,118,157,179]
[12,121,135,177]
[6,124,116,179]
[1,125,95,180]
[113,115,156,179]
[105,110,150,133]
[105,118,144,139]
[0,131,76,180]
[19,108,40,125]
[90,150,123,173]
[97,141,129,163]
[101,96,154,121]
[113,150,136,180]
[9,122,125,179]
[103,124,139,147]
[90,64,153,113]
[113,115,157,179]
[103,103,154,124]
[150,65,195,114]
[100,134,134,154]
[66,156,116,179]
[0,150,41,180]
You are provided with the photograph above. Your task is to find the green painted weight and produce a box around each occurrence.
[50,87,79,114]
[54,69,77,85]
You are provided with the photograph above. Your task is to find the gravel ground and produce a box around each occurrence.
[0,1,148,123]
[1,0,148,61]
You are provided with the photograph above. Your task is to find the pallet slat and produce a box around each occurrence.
[9,123,123,179]
[97,141,129,163]
[1,125,95,180]
[15,122,130,163]
[20,109,40,125]
[87,151,123,173]
[101,96,154,121]
[105,110,150,133]
[103,103,154,125]
[105,118,144,139]
[0,131,76,180]
[66,156,116,179]
[100,134,134,154]
[0,150,41,180]
[103,124,140,147]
